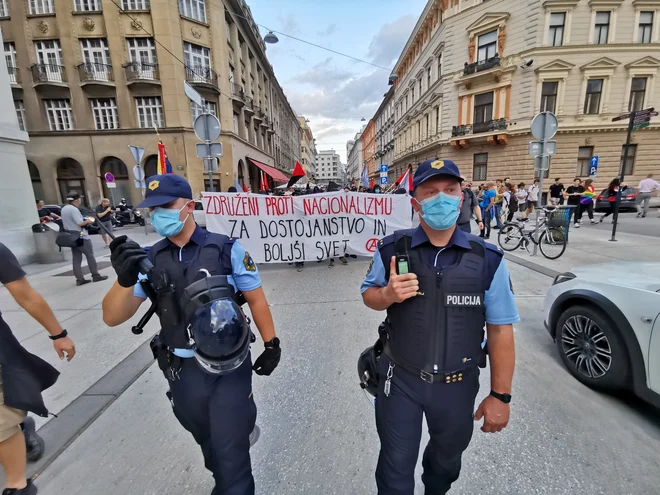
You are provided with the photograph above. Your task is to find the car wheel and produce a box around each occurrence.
[555,305,629,391]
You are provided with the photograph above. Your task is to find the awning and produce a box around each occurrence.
[248,158,289,183]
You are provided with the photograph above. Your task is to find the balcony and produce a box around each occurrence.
[260,114,270,128]
[463,55,501,76]
[7,66,20,85]
[244,96,254,116]
[185,66,218,91]
[30,64,67,85]
[231,83,245,107]
[253,104,263,122]
[77,62,114,85]
[124,61,160,85]
[452,119,507,137]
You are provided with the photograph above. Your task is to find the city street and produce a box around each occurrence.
[2,226,659,494]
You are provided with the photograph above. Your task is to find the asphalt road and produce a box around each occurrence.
[587,209,660,238]
[34,258,660,495]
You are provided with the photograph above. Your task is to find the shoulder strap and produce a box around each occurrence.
[468,238,486,258]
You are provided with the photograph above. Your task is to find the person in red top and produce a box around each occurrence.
[599,178,624,223]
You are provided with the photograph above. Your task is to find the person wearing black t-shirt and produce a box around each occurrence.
[548,178,564,205]
[564,178,585,226]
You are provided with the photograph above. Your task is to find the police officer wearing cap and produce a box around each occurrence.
[101,174,280,495]
[361,159,518,495]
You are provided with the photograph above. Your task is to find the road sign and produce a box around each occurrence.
[134,180,146,189]
[132,165,145,181]
[589,156,599,177]
[194,114,221,142]
[530,112,558,140]
[633,121,651,130]
[529,140,556,156]
[106,181,117,189]
[380,176,387,185]
[184,81,203,107]
[380,164,389,173]
[196,142,223,158]
[203,157,219,173]
[128,145,145,165]
[533,155,550,172]
[104,172,115,183]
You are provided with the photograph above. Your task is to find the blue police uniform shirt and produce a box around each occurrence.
[360,226,519,325]
[133,225,261,357]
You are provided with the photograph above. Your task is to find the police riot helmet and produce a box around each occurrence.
[182,273,250,375]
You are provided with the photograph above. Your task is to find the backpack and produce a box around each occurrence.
[508,191,518,211]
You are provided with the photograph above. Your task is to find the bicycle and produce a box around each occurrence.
[497,206,567,260]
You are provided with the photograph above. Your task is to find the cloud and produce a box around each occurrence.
[317,24,337,37]
[278,13,300,36]
[291,58,353,91]
[367,15,417,67]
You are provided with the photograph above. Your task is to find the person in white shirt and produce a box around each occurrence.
[515,183,528,217]
[526,179,540,217]
[636,174,660,218]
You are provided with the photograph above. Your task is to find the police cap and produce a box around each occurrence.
[413,159,463,190]
[137,174,193,208]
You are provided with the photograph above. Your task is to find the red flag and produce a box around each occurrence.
[394,165,413,193]
[369,178,375,189]
[259,171,268,192]
[287,161,306,188]
[243,183,248,193]
[157,141,172,174]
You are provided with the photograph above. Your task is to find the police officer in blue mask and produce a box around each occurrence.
[361,159,519,495]
[101,174,280,495]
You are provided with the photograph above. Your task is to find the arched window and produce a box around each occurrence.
[57,158,87,206]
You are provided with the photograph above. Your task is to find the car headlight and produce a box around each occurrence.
[553,272,576,285]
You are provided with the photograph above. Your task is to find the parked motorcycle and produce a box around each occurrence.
[115,205,145,226]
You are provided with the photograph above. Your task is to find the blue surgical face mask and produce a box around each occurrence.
[416,192,461,231]
[151,203,190,237]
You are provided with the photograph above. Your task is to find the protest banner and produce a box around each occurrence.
[202,192,413,263]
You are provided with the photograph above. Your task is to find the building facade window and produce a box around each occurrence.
[29,0,54,15]
[91,98,119,130]
[474,92,494,123]
[233,113,239,134]
[437,56,442,80]
[80,38,110,65]
[14,100,25,131]
[477,30,497,63]
[178,0,206,23]
[540,81,558,113]
[225,18,232,42]
[473,153,488,181]
[584,79,603,114]
[639,12,653,43]
[427,67,431,89]
[135,96,163,128]
[594,12,610,44]
[629,77,647,111]
[0,0,8,17]
[434,105,440,133]
[35,40,64,81]
[548,12,565,46]
[621,144,637,175]
[190,99,216,121]
[74,0,101,12]
[127,37,157,63]
[122,0,149,9]
[411,86,415,103]
[577,146,593,176]
[418,79,422,96]
[44,99,73,131]
[4,42,16,82]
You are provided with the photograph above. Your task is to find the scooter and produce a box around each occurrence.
[115,206,145,226]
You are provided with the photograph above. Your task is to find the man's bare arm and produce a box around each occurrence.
[243,287,276,342]
[5,277,64,337]
[486,323,515,393]
[102,281,145,326]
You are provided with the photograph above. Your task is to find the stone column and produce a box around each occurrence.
[0,28,37,262]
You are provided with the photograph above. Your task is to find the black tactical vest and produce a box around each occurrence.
[148,232,234,349]
[385,232,487,375]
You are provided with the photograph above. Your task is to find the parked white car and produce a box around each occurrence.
[193,199,206,227]
[544,262,660,407]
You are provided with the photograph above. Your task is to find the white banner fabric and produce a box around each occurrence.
[202,192,413,263]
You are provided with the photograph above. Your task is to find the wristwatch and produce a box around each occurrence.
[490,390,512,404]
[49,329,68,341]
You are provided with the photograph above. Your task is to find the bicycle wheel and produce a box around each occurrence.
[539,227,567,260]
[497,223,524,251]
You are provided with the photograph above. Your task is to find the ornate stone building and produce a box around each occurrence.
[3,0,300,206]
[387,0,660,190]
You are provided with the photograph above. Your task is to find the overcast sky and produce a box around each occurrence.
[247,0,426,163]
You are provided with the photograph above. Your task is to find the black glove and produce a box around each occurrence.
[110,235,147,288]
[253,338,281,376]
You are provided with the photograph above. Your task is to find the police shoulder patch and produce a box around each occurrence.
[366,258,374,276]
[243,252,256,271]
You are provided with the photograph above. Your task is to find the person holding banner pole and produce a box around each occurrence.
[360,159,518,494]
[101,174,280,495]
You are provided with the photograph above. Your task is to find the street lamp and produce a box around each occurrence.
[388,73,398,85]
[360,117,366,122]
[264,31,279,44]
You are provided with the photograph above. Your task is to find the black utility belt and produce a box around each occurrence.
[383,343,474,384]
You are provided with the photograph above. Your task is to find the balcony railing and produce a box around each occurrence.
[124,61,159,82]
[244,96,254,115]
[186,66,218,88]
[7,66,20,84]
[77,62,114,83]
[452,118,508,137]
[30,63,67,84]
[463,55,501,76]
